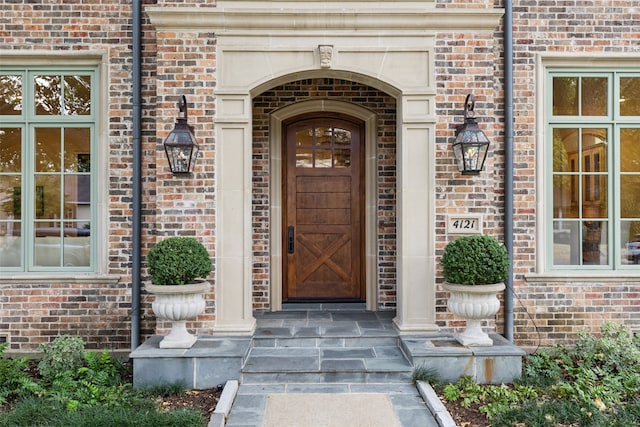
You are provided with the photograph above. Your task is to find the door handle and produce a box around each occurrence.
[287,226,295,254]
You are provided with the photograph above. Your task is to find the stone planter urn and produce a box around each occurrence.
[443,282,505,346]
[146,281,210,349]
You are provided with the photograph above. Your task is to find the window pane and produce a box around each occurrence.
[34,221,62,267]
[64,175,90,220]
[0,75,22,115]
[581,77,607,116]
[582,221,607,265]
[334,128,351,146]
[0,128,21,173]
[622,220,640,265]
[296,148,312,168]
[553,173,578,219]
[35,175,61,220]
[35,75,62,115]
[316,127,331,147]
[62,221,90,267]
[0,225,21,267]
[552,128,577,172]
[582,175,607,218]
[0,176,21,220]
[35,128,61,172]
[620,128,640,172]
[296,129,312,147]
[64,128,91,172]
[581,128,608,172]
[620,175,640,218]
[553,77,578,115]
[620,77,640,116]
[553,221,581,265]
[334,149,351,167]
[315,149,332,168]
[63,235,90,267]
[64,76,91,116]
[553,128,578,219]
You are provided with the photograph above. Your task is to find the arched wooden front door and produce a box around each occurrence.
[283,114,364,301]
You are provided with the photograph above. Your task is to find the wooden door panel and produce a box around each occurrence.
[297,210,351,225]
[297,193,351,209]
[284,115,363,301]
[296,176,350,192]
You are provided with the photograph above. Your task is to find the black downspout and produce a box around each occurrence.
[131,0,142,351]
[504,0,515,342]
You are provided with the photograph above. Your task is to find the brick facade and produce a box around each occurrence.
[1,0,639,352]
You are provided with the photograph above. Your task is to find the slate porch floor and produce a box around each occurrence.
[131,304,525,426]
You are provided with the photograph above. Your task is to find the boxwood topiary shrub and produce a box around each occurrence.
[440,234,509,285]
[147,237,212,285]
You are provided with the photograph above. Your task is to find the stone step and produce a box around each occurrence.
[252,334,400,348]
[241,345,413,384]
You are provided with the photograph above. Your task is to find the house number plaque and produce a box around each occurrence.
[447,214,483,234]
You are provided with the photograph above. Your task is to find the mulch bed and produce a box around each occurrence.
[441,399,492,427]
[156,388,222,418]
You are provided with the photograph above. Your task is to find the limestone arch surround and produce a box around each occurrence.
[147,1,503,335]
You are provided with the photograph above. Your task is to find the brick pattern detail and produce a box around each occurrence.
[0,283,131,351]
[433,27,503,332]
[151,27,218,336]
[252,79,397,310]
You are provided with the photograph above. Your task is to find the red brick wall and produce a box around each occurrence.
[0,282,131,351]
[0,1,160,351]
[151,26,218,336]
[252,79,398,310]
[433,25,503,331]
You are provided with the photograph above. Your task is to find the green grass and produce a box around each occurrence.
[0,398,206,427]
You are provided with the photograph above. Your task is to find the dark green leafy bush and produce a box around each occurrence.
[442,322,640,426]
[0,336,207,427]
[0,343,41,404]
[147,237,212,285]
[440,234,509,285]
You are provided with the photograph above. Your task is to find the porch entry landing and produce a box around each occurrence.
[130,304,525,390]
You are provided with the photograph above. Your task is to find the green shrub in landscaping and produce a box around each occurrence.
[1,336,208,427]
[0,343,42,404]
[44,350,133,411]
[38,335,86,382]
[441,322,640,426]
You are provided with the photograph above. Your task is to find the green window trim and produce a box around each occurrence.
[546,69,640,270]
[0,66,98,273]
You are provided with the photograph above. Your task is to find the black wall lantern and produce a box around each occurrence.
[163,95,199,174]
[453,94,490,175]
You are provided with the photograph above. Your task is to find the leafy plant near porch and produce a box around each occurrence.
[0,343,41,405]
[38,335,86,382]
[439,322,640,426]
[0,335,208,426]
